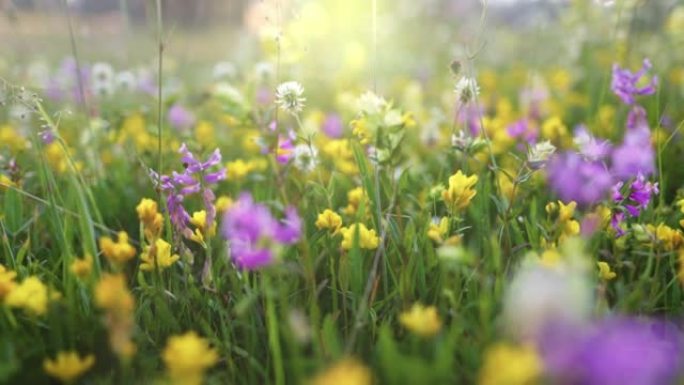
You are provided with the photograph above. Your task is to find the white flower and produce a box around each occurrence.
[275,81,306,115]
[115,71,137,92]
[214,82,247,107]
[356,91,387,115]
[454,76,479,104]
[293,144,319,173]
[91,62,115,97]
[212,61,237,80]
[254,62,274,82]
[527,140,556,169]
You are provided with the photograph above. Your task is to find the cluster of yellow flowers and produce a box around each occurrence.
[136,198,163,242]
[442,170,478,213]
[99,231,136,266]
[162,331,218,385]
[399,302,442,337]
[136,198,180,271]
[3,272,50,316]
[189,210,217,245]
[95,274,136,359]
[545,201,581,245]
[226,158,267,180]
[315,187,380,251]
[339,223,380,250]
[310,357,372,385]
[343,187,371,217]
[478,343,542,385]
[43,351,95,384]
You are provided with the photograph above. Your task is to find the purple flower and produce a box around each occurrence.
[168,104,196,132]
[611,59,658,105]
[574,125,611,161]
[611,107,655,179]
[276,136,295,164]
[541,318,683,385]
[610,174,658,236]
[507,118,538,144]
[221,193,301,270]
[322,113,344,138]
[547,152,613,206]
[152,144,226,235]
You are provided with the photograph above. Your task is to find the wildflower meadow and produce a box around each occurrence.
[2,0,684,384]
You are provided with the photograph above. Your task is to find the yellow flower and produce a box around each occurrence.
[94,274,136,359]
[442,170,478,212]
[541,116,567,142]
[0,264,17,300]
[226,159,253,180]
[70,254,93,279]
[136,198,163,241]
[99,231,136,265]
[216,196,234,213]
[163,331,218,385]
[427,217,449,243]
[343,187,370,217]
[0,173,15,191]
[597,261,616,281]
[189,210,217,244]
[0,125,28,153]
[310,358,372,385]
[94,274,134,314]
[340,223,380,250]
[650,223,683,251]
[479,343,542,385]
[140,239,180,271]
[351,118,372,145]
[315,209,343,232]
[195,121,215,147]
[136,198,158,224]
[539,249,561,268]
[399,303,442,337]
[557,201,576,222]
[5,276,49,316]
[43,351,95,384]
[45,142,70,173]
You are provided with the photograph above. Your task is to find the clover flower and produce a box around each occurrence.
[292,143,319,173]
[221,193,301,270]
[275,81,306,115]
[611,58,658,105]
[454,76,479,104]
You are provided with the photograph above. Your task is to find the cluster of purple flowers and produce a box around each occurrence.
[548,59,658,210]
[540,317,683,385]
[610,174,659,236]
[151,143,226,237]
[221,193,301,270]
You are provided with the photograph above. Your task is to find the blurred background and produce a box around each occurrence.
[1,0,682,103]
